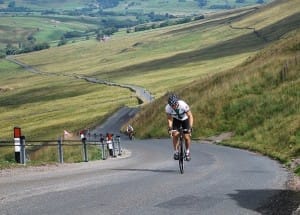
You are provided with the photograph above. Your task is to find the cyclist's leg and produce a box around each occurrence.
[172,134,179,149]
[172,132,179,160]
[182,119,191,151]
[172,119,181,159]
[184,134,191,161]
[182,119,191,161]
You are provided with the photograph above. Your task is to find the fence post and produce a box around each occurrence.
[82,138,88,162]
[14,127,21,163]
[100,140,106,160]
[20,136,26,165]
[57,136,64,164]
[116,135,122,156]
[112,137,116,158]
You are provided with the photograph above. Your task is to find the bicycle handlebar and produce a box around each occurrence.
[169,129,191,137]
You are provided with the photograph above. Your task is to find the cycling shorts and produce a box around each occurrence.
[172,118,190,133]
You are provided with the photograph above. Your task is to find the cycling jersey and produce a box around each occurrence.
[127,126,133,133]
[165,100,190,121]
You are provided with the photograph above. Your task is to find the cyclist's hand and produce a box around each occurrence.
[168,127,172,135]
[189,127,193,134]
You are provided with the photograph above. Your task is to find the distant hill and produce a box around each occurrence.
[0,0,272,12]
[0,0,272,55]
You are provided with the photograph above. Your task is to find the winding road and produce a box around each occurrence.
[2,56,298,214]
[5,56,154,104]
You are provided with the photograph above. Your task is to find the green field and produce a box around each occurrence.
[0,0,299,171]
[0,0,273,50]
[109,0,273,14]
[1,0,91,10]
[0,15,100,49]
[0,59,138,139]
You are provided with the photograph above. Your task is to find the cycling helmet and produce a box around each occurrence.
[168,93,178,106]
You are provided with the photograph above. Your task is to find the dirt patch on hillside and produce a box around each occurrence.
[0,87,13,93]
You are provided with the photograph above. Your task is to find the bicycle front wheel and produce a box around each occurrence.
[179,141,184,174]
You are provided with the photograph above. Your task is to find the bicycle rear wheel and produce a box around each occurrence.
[179,140,184,174]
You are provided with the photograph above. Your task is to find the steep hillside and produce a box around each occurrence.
[120,0,300,168]
[131,29,300,164]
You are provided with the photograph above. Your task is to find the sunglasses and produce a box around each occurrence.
[171,103,178,108]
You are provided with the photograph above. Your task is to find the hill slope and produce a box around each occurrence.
[131,28,300,163]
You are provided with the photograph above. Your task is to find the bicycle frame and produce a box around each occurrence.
[171,127,186,174]
[178,127,185,174]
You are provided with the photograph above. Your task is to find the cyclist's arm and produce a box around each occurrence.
[187,110,193,129]
[167,114,173,129]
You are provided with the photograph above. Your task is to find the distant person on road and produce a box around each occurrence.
[165,93,193,161]
[106,133,114,157]
[80,130,85,140]
[126,124,134,140]
[99,133,105,143]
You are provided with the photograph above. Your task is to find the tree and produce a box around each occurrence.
[96,32,104,41]
[0,50,6,58]
[96,0,121,9]
[58,36,67,46]
[197,0,207,7]
[5,43,17,55]
[8,1,16,8]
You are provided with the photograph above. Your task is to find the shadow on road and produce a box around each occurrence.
[110,168,177,173]
[228,189,300,215]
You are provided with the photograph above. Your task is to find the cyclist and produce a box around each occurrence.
[126,124,134,140]
[165,93,193,161]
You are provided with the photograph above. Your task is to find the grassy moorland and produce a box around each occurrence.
[131,29,300,162]
[126,1,300,167]
[10,7,274,96]
[0,59,138,139]
[0,0,299,170]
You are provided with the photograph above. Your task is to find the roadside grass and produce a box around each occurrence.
[28,143,101,163]
[0,141,102,167]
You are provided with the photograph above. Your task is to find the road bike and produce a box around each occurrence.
[127,131,134,140]
[171,127,188,174]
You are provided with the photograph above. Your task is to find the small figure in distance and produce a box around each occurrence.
[106,133,114,157]
[99,133,105,143]
[165,93,193,161]
[126,124,134,140]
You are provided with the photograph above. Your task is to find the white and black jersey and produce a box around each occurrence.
[165,100,190,121]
